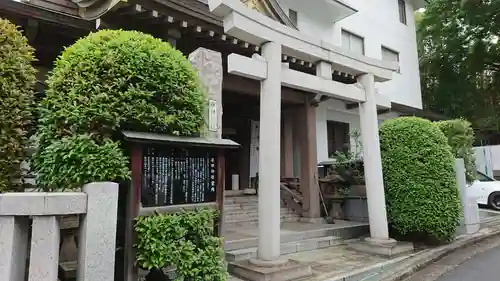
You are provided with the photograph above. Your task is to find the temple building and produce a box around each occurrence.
[1,0,426,280]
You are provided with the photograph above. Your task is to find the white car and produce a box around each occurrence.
[469,171,500,210]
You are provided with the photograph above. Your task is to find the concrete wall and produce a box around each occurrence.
[277,0,423,110]
[0,182,118,281]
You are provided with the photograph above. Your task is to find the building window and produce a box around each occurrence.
[398,0,407,24]
[341,30,365,55]
[327,121,350,157]
[381,46,400,72]
[289,9,298,27]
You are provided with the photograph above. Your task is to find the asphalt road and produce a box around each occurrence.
[403,208,500,281]
[436,244,500,281]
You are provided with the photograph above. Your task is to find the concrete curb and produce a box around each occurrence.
[381,223,500,281]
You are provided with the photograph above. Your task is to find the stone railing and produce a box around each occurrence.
[0,182,118,281]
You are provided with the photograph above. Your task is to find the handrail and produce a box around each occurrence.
[280,183,303,215]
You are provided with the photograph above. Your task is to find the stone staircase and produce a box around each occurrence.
[224,195,301,226]
[223,195,369,262]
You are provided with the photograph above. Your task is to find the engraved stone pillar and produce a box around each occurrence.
[189,48,223,139]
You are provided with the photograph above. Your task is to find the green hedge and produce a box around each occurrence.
[135,209,227,280]
[34,29,205,190]
[436,119,477,183]
[0,18,37,192]
[380,117,461,243]
[35,135,130,191]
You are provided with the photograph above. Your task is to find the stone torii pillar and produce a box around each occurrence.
[256,41,282,262]
[349,73,413,256]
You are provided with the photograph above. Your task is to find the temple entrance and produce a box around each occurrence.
[222,91,259,191]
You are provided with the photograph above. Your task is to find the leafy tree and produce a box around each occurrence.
[436,119,477,183]
[34,30,205,190]
[0,18,37,192]
[418,0,500,132]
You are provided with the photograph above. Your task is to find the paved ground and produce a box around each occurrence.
[404,208,500,281]
[436,245,500,281]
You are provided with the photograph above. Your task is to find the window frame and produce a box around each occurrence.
[341,29,365,56]
[477,171,496,182]
[381,45,400,73]
[289,9,298,28]
[326,120,350,157]
[398,0,407,25]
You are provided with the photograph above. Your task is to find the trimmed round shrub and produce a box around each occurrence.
[34,29,205,190]
[380,117,461,243]
[37,29,205,148]
[436,119,477,183]
[0,18,37,192]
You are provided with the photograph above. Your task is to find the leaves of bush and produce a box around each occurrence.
[436,119,477,183]
[35,135,130,191]
[135,209,227,281]
[34,29,205,190]
[0,18,36,192]
[380,117,461,243]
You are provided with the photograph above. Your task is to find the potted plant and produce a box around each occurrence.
[328,130,369,222]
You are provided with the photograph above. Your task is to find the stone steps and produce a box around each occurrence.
[224,202,288,211]
[225,225,344,251]
[224,210,298,224]
[225,236,343,261]
[223,195,301,226]
[225,213,301,226]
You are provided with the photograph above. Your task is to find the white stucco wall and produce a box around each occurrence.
[275,0,422,162]
[316,100,400,163]
[277,0,422,110]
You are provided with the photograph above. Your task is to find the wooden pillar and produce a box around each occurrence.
[282,110,295,178]
[299,98,321,219]
[239,120,251,190]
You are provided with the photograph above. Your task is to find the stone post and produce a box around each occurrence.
[28,216,60,281]
[77,182,119,281]
[188,48,223,139]
[455,159,480,234]
[357,73,390,241]
[0,216,29,281]
[256,41,282,262]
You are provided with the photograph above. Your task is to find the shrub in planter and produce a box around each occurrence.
[0,18,37,192]
[436,119,477,183]
[34,29,205,190]
[135,209,227,281]
[380,117,461,243]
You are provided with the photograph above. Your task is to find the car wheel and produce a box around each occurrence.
[488,192,500,211]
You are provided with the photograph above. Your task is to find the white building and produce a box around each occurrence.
[274,0,425,162]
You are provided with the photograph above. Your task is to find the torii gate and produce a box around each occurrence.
[208,0,409,279]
